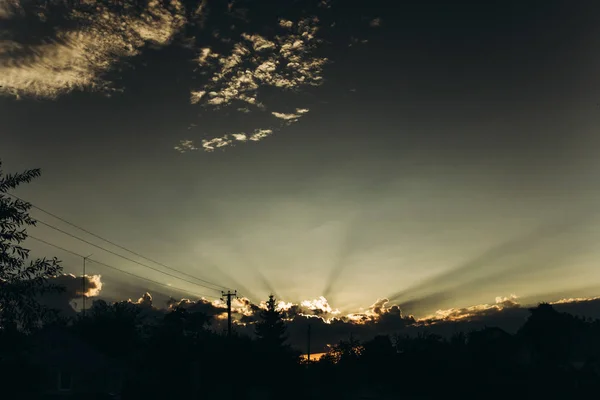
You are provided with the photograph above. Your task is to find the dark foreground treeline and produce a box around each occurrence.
[313,302,600,400]
[1,299,600,400]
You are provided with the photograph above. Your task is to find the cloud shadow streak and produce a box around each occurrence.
[388,210,597,304]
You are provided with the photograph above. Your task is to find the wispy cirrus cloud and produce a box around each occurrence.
[201,136,233,152]
[271,112,299,120]
[174,140,199,153]
[190,16,325,109]
[248,128,273,141]
[185,13,325,152]
[0,0,185,99]
[175,128,275,153]
[271,108,309,122]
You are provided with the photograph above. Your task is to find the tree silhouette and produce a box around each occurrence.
[362,334,395,371]
[73,299,142,360]
[518,303,575,367]
[255,294,287,349]
[253,294,301,399]
[0,160,62,332]
[324,336,363,366]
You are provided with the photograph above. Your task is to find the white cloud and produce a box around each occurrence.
[551,295,600,304]
[196,128,274,152]
[40,274,104,317]
[272,111,301,120]
[270,108,308,124]
[301,296,341,315]
[195,129,273,152]
[190,90,207,104]
[84,274,103,297]
[190,17,326,110]
[197,47,218,66]
[50,273,103,298]
[241,33,276,52]
[0,0,186,98]
[279,19,293,29]
[184,16,325,153]
[249,128,273,141]
[130,292,153,307]
[202,136,232,152]
[419,294,520,323]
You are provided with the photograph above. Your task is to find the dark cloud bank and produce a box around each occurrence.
[46,274,600,353]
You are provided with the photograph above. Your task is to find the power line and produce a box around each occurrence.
[28,235,220,299]
[6,192,230,291]
[35,218,225,293]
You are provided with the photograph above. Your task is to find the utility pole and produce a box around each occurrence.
[307,324,311,363]
[221,290,237,338]
[82,254,93,317]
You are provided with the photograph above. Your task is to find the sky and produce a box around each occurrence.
[2,0,600,346]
